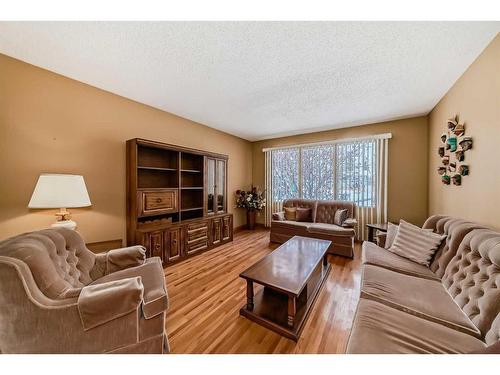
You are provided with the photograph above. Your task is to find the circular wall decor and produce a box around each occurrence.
[437,114,472,186]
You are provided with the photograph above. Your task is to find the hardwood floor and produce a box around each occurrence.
[164,228,362,353]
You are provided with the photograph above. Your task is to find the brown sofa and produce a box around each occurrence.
[0,228,170,353]
[347,215,500,354]
[270,199,356,257]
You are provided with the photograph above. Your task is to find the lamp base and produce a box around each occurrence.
[51,220,77,230]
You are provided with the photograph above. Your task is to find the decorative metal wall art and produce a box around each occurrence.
[437,115,471,186]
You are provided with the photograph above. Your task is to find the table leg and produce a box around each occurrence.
[287,296,296,327]
[246,280,254,311]
[368,226,375,243]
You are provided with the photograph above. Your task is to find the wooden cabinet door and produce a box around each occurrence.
[211,218,222,246]
[166,228,182,262]
[222,215,233,243]
[149,230,165,261]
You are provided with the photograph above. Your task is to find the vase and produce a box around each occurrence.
[246,210,256,230]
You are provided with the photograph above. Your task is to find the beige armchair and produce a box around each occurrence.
[0,228,169,353]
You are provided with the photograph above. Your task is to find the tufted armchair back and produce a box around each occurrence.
[0,228,98,300]
[315,200,355,224]
[423,215,486,278]
[441,229,500,343]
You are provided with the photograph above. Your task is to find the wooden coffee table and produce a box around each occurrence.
[239,236,332,341]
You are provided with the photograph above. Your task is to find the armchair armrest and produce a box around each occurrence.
[106,245,146,274]
[342,218,357,228]
[77,277,144,331]
[272,211,285,221]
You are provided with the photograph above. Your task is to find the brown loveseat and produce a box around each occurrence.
[0,228,169,353]
[270,199,356,257]
[347,215,500,354]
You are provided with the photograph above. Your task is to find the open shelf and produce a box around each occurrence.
[138,166,177,172]
[180,207,204,221]
[138,145,178,170]
[181,187,203,190]
[181,169,202,173]
[138,169,178,189]
[181,189,203,210]
[181,153,204,172]
[181,207,204,212]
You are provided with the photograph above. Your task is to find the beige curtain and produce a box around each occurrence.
[264,150,274,227]
[355,138,389,241]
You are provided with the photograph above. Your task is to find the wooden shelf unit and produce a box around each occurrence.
[127,138,232,266]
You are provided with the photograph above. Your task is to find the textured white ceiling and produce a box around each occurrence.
[0,22,498,141]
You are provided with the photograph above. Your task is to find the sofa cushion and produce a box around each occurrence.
[346,299,486,354]
[282,199,318,221]
[333,209,348,226]
[272,220,310,230]
[307,223,355,237]
[384,222,399,249]
[361,241,439,280]
[361,265,481,337]
[389,220,446,266]
[296,207,312,222]
[284,207,297,221]
[91,257,168,319]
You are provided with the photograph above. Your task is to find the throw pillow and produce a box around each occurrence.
[284,207,297,221]
[384,222,434,249]
[388,220,446,266]
[334,209,348,226]
[384,222,399,249]
[296,207,312,222]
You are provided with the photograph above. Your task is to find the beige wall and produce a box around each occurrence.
[252,117,429,225]
[428,34,500,229]
[0,54,253,243]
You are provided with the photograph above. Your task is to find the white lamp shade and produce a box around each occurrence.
[28,174,92,208]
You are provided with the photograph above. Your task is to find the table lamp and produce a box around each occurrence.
[28,174,92,230]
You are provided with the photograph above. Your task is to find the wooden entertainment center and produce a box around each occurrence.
[126,138,233,266]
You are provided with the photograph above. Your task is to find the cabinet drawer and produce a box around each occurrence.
[186,237,208,254]
[186,222,209,242]
[138,189,178,217]
[187,221,208,231]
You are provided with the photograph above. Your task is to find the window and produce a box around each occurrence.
[272,148,299,201]
[335,141,375,207]
[301,144,335,200]
[271,140,376,207]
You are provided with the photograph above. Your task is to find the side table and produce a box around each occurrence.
[366,223,388,243]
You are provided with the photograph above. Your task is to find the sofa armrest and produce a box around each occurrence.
[342,218,357,228]
[272,211,285,221]
[77,277,144,331]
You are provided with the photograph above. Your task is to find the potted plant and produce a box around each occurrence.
[235,187,266,230]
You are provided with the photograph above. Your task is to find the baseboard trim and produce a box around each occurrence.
[234,223,266,233]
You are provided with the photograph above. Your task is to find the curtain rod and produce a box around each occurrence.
[262,133,392,152]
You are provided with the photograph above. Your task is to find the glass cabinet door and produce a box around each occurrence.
[215,159,226,213]
[206,158,215,215]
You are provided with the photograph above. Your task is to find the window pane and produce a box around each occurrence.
[272,148,299,201]
[301,145,335,200]
[335,141,375,207]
